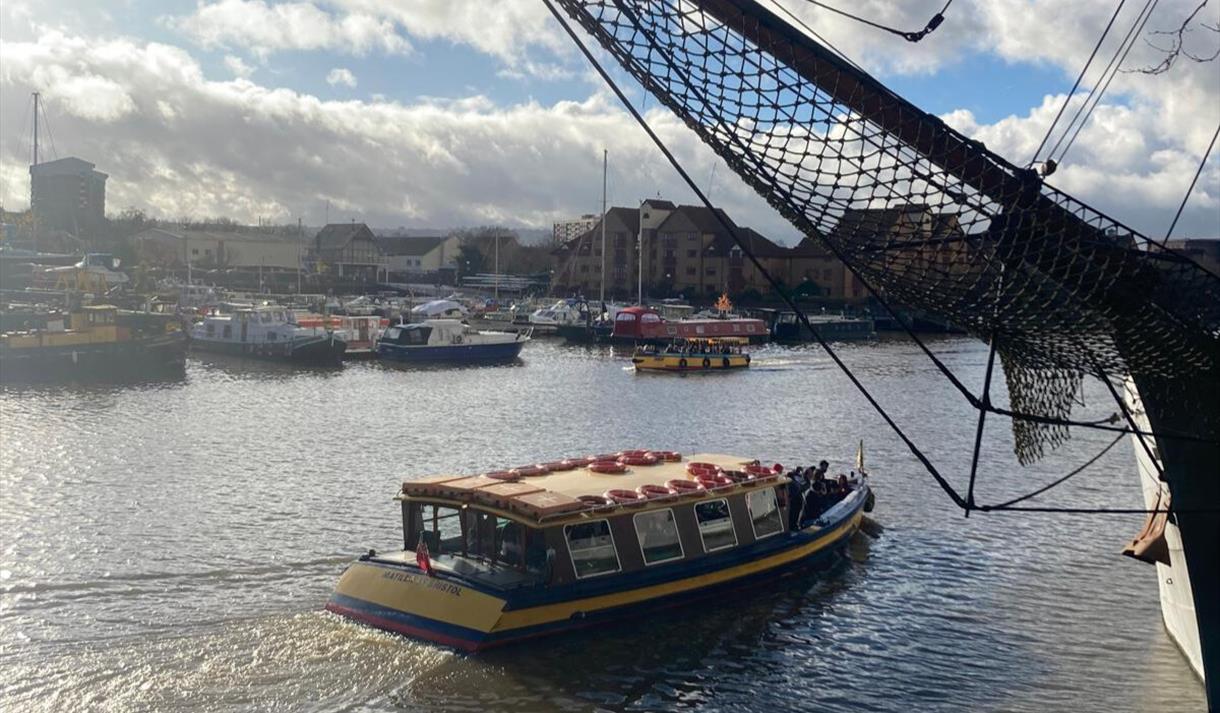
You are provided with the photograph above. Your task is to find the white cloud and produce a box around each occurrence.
[325,67,357,88]
[164,0,411,58]
[223,55,254,78]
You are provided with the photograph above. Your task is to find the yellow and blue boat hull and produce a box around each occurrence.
[326,491,867,651]
[631,353,750,372]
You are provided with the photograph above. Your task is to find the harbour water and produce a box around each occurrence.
[0,337,1206,711]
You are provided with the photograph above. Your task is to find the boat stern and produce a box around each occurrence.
[325,557,508,651]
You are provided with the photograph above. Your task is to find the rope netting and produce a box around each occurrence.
[553,0,1220,463]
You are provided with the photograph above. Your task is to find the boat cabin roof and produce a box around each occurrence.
[400,453,784,526]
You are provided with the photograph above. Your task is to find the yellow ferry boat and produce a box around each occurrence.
[631,338,750,372]
[0,305,186,381]
[326,450,873,650]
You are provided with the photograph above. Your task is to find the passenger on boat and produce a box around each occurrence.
[787,468,809,529]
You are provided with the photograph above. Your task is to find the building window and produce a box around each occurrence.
[565,520,620,578]
[706,267,716,276]
[686,267,696,276]
[634,509,684,565]
[580,265,589,273]
[747,488,784,539]
[695,499,737,552]
[191,248,200,256]
[687,249,697,258]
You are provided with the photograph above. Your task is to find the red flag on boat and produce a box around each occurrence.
[416,540,433,576]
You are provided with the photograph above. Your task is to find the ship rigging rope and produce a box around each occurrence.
[542,0,1220,514]
[1050,0,1162,166]
[795,0,953,43]
[1030,0,1130,165]
[1164,119,1220,241]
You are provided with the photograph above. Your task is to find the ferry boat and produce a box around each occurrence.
[612,305,768,344]
[632,338,750,372]
[326,450,873,650]
[189,304,346,365]
[0,304,186,381]
[376,319,529,363]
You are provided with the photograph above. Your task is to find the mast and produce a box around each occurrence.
[637,200,643,304]
[31,92,39,252]
[600,149,607,304]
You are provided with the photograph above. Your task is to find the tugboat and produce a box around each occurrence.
[0,304,186,381]
[376,319,529,363]
[632,338,750,372]
[189,303,346,365]
[326,450,873,650]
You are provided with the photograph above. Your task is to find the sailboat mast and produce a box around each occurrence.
[600,149,607,304]
[31,92,40,252]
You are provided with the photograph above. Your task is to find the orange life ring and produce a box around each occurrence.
[697,473,734,489]
[721,469,751,483]
[567,456,598,467]
[485,470,518,481]
[589,453,619,462]
[510,464,550,477]
[542,460,578,471]
[589,460,628,474]
[744,463,773,477]
[666,478,705,496]
[686,461,721,476]
[637,483,674,499]
[618,453,659,466]
[616,449,649,458]
[578,494,615,508]
[647,450,682,462]
[604,488,646,505]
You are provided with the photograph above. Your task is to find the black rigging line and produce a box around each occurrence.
[542,0,971,509]
[1030,0,1130,165]
[982,434,1124,509]
[796,0,953,43]
[1163,119,1220,241]
[545,0,1218,517]
[1052,0,1161,164]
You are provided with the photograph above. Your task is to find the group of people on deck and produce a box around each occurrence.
[649,339,740,356]
[786,461,853,529]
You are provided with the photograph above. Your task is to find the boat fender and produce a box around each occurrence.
[702,357,711,369]
[745,354,751,364]
[864,490,876,513]
[678,358,687,369]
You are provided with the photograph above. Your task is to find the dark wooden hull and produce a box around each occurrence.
[189,334,347,365]
[0,332,187,382]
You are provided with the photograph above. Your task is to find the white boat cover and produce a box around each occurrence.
[411,299,468,318]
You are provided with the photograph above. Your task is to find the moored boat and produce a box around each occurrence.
[632,338,750,372]
[326,451,873,651]
[0,304,186,382]
[612,305,768,344]
[376,319,529,363]
[189,304,347,365]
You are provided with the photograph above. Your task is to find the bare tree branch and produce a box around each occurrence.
[1127,0,1220,74]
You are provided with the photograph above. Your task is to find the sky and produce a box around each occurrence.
[0,0,1217,243]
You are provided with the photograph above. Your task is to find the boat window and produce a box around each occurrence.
[383,327,402,342]
[205,323,215,336]
[641,313,661,323]
[695,499,737,552]
[616,313,636,322]
[419,505,464,555]
[222,324,232,339]
[747,488,784,539]
[634,509,684,565]
[407,327,431,345]
[564,520,620,578]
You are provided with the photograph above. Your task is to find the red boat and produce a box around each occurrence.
[611,306,768,343]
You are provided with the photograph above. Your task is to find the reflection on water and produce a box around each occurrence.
[0,337,1206,712]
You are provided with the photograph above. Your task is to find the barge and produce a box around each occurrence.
[327,451,872,650]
